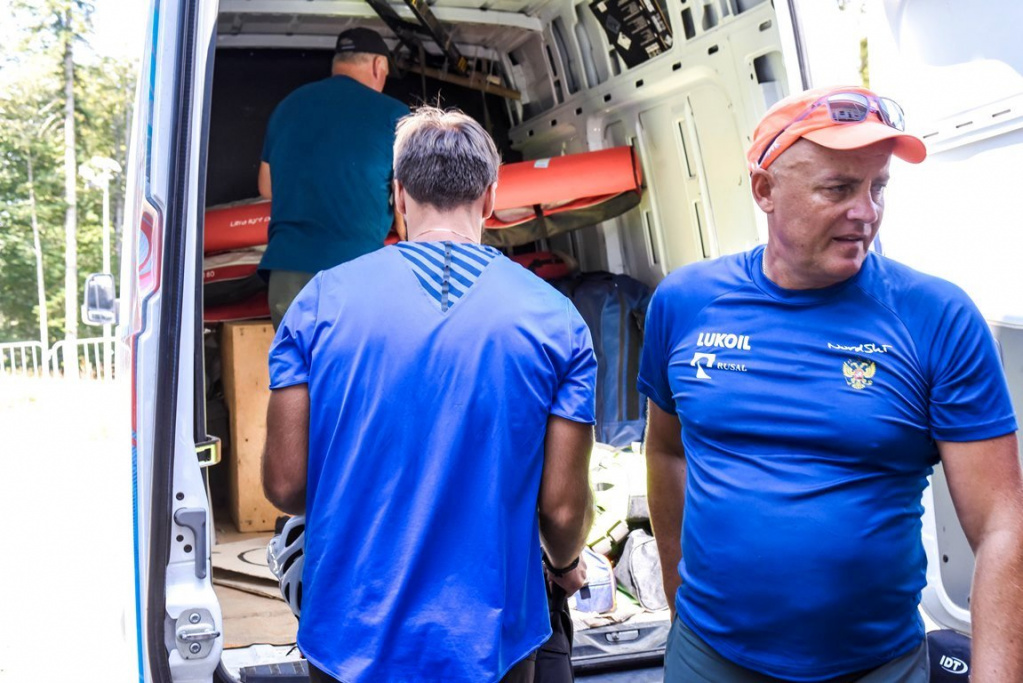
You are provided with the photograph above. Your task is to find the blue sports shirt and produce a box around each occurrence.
[259,76,408,275]
[269,243,597,682]
[638,245,1016,681]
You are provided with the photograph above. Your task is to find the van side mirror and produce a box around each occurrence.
[82,272,118,326]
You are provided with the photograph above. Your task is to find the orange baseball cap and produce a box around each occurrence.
[747,86,927,171]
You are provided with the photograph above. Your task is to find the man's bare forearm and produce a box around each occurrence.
[938,434,1023,682]
[968,524,1023,682]
[540,493,594,569]
[539,416,595,568]
[644,400,686,616]
[647,442,685,616]
[257,161,272,199]
[262,384,309,514]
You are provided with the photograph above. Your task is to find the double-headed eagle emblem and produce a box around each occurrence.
[843,360,876,390]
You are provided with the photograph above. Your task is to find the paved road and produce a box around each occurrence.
[2,378,667,682]
[0,378,136,682]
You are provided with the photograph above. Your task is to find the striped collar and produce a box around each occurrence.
[396,241,501,313]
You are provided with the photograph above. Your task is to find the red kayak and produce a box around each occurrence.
[484,146,643,247]
[202,146,643,254]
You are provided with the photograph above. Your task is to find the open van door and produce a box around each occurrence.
[122,0,224,680]
[863,0,1023,635]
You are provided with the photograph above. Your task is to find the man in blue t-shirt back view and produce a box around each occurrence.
[258,27,409,328]
[639,86,1023,682]
[262,107,597,683]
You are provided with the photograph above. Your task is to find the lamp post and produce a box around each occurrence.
[80,156,122,375]
[80,156,121,277]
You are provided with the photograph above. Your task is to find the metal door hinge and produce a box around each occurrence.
[175,608,220,659]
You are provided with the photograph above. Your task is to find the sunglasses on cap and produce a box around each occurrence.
[756,91,907,169]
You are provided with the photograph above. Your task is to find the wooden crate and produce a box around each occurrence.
[220,321,282,532]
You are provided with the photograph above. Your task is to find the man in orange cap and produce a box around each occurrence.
[639,86,1023,682]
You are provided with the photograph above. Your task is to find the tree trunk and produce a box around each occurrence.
[27,154,50,355]
[114,71,130,265]
[62,8,78,344]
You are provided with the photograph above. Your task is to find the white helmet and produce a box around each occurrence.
[266,515,305,618]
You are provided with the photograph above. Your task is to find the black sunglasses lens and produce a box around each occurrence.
[826,93,870,123]
[879,98,906,131]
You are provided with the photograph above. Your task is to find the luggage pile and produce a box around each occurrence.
[571,443,669,620]
[516,267,663,620]
[203,198,273,323]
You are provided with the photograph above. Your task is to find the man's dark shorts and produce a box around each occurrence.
[664,616,929,682]
[308,651,537,683]
[268,270,315,330]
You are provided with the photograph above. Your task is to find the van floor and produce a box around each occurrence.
[212,509,298,650]
[209,507,670,660]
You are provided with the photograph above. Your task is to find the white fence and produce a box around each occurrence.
[0,341,48,377]
[0,337,121,380]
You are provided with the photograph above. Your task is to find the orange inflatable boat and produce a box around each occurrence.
[202,146,643,255]
[484,146,643,247]
[204,198,270,253]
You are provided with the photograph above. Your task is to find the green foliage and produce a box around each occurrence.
[0,0,135,345]
[0,71,65,344]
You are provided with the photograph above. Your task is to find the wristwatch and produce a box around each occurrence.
[542,552,580,578]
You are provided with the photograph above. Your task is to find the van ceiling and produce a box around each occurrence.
[217,0,561,56]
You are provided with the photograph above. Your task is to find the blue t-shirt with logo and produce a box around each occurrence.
[637,245,1016,681]
[259,75,408,275]
[269,243,597,682]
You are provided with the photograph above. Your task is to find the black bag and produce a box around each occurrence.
[927,629,970,681]
[553,272,652,448]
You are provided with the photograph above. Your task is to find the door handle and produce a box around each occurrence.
[174,507,207,579]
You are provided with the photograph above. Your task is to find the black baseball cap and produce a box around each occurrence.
[335,27,390,57]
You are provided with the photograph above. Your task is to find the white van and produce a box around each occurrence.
[78,0,1022,680]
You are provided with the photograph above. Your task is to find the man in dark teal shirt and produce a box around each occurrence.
[258,27,409,328]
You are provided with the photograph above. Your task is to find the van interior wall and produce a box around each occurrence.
[203,47,522,519]
[206,47,519,207]
[502,0,786,287]
[202,0,791,514]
